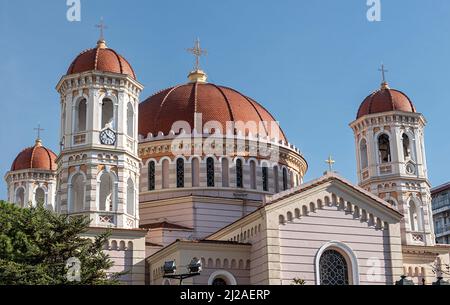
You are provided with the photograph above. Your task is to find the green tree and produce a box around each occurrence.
[0,201,121,285]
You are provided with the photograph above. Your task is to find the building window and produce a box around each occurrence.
[98,171,115,211]
[126,178,135,215]
[101,98,114,129]
[236,159,243,188]
[148,161,155,191]
[207,157,215,187]
[408,200,423,231]
[360,139,368,169]
[15,187,25,207]
[222,158,229,187]
[282,168,288,191]
[176,158,184,188]
[212,278,227,285]
[70,173,85,213]
[378,134,391,163]
[273,166,279,193]
[192,158,200,187]
[402,134,411,159]
[162,159,170,189]
[262,167,268,192]
[34,187,46,206]
[319,249,349,285]
[127,102,134,137]
[75,98,87,132]
[250,160,257,189]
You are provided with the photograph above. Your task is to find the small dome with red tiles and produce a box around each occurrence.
[139,73,287,142]
[357,82,416,119]
[11,139,57,172]
[66,40,136,79]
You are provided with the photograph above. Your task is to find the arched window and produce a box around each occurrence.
[61,103,66,136]
[162,159,170,189]
[75,98,87,132]
[273,166,279,193]
[101,98,114,129]
[250,160,256,189]
[126,178,135,215]
[208,270,237,285]
[192,158,200,187]
[282,168,288,191]
[176,158,184,188]
[222,158,229,187]
[319,249,349,285]
[35,187,46,205]
[70,173,85,212]
[236,159,243,188]
[148,161,155,191]
[408,200,423,231]
[15,187,25,207]
[207,157,215,187]
[127,102,134,137]
[212,278,227,285]
[98,171,115,211]
[262,166,269,192]
[378,134,391,163]
[402,134,411,159]
[360,139,368,169]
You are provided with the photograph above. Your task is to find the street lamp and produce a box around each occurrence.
[163,257,202,285]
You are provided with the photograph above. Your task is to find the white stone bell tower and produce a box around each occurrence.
[350,79,435,246]
[55,39,144,229]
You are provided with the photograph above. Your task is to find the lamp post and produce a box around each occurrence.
[395,275,415,285]
[163,257,202,285]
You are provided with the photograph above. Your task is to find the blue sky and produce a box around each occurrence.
[1,0,450,200]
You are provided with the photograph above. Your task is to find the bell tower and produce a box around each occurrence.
[350,77,435,246]
[55,39,144,229]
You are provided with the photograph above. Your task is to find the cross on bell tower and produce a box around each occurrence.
[379,63,389,88]
[95,17,108,41]
[34,123,44,145]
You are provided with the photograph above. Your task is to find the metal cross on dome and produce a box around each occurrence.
[325,155,335,172]
[379,63,388,84]
[187,38,207,71]
[34,123,44,140]
[95,17,108,41]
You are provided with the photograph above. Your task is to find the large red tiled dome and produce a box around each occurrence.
[66,40,136,79]
[357,83,416,119]
[11,140,57,172]
[139,82,288,142]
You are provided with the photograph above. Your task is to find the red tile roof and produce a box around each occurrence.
[357,84,416,119]
[139,83,287,142]
[11,140,57,172]
[67,40,136,79]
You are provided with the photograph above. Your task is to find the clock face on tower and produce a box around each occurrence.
[100,128,116,145]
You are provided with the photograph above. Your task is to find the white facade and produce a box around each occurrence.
[350,110,435,246]
[5,168,57,210]
[55,70,143,229]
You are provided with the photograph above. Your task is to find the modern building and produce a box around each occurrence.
[432,183,450,244]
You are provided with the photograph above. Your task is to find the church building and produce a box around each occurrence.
[4,37,450,285]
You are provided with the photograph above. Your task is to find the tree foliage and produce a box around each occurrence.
[0,201,121,285]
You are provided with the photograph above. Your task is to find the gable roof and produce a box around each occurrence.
[266,172,402,216]
[206,172,402,240]
[140,221,193,231]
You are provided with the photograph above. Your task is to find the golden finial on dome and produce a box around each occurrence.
[379,63,390,89]
[95,17,108,49]
[187,38,208,83]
